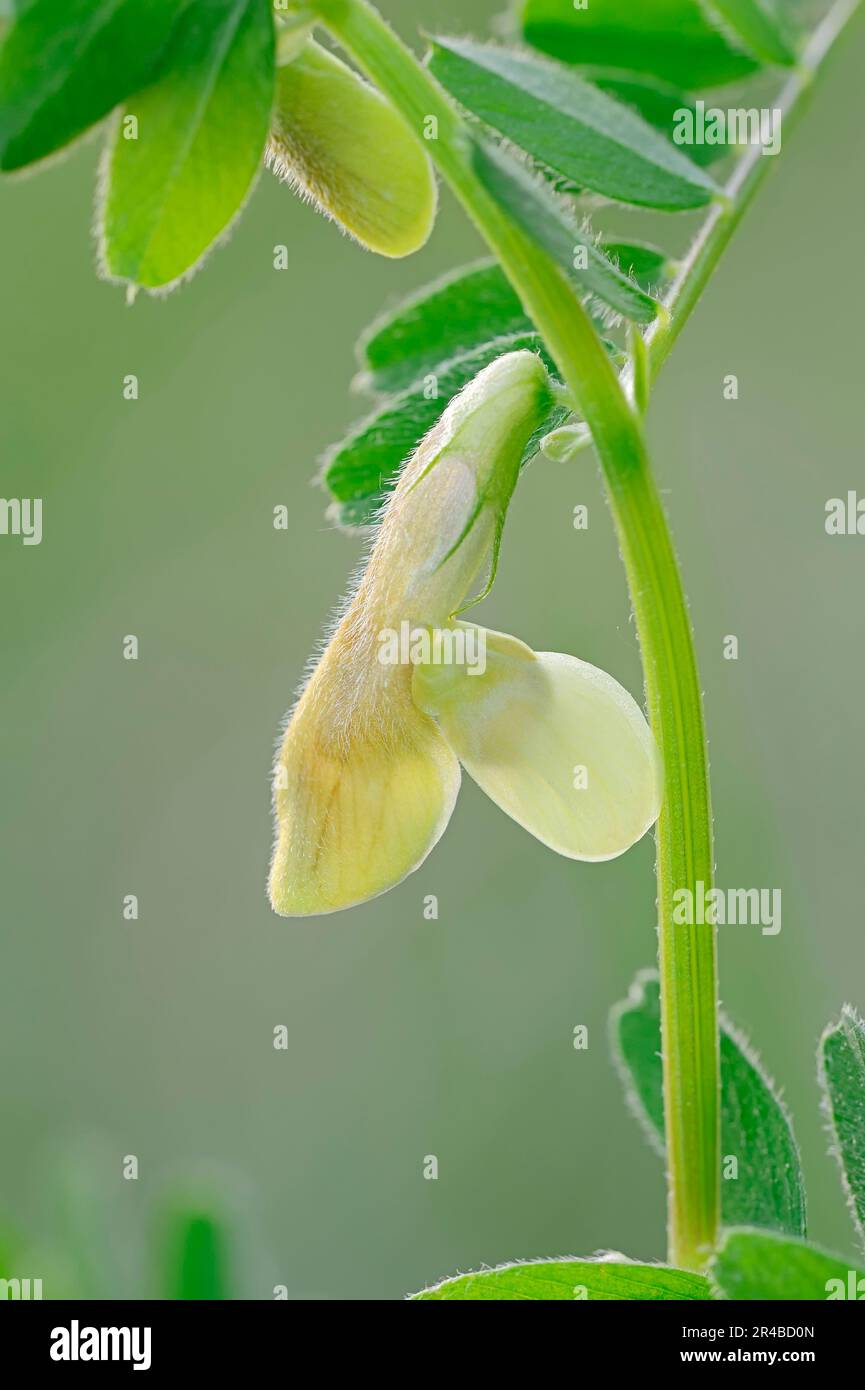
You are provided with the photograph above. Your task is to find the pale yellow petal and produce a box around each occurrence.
[413,626,662,861]
[269,640,459,916]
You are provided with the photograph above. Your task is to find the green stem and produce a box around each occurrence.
[308,0,856,1270]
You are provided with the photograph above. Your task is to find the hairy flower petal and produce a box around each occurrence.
[269,646,460,915]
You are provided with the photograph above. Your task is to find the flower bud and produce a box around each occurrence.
[267,38,437,258]
[364,350,554,627]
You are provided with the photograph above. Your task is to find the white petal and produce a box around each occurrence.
[413,626,662,861]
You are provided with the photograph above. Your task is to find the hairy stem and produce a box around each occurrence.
[308,0,857,1269]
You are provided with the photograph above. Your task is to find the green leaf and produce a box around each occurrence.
[717,1022,806,1236]
[429,38,718,212]
[712,1228,865,1300]
[519,0,758,89]
[358,260,533,396]
[472,138,661,325]
[98,0,275,293]
[0,1221,23,1279]
[0,0,182,171]
[324,333,563,523]
[612,971,806,1236]
[584,69,729,168]
[413,1258,711,1301]
[161,1208,232,1300]
[358,258,624,401]
[49,1139,139,1299]
[702,0,798,66]
[602,240,672,290]
[820,1006,865,1250]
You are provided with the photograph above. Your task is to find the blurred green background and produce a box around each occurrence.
[1,0,863,1299]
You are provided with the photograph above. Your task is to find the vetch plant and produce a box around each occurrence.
[3,0,864,1299]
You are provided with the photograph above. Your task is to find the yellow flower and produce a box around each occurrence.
[269,351,662,916]
[266,35,436,258]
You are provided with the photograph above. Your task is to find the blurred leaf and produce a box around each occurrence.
[47,1139,140,1299]
[358,261,532,395]
[0,1221,23,1277]
[268,38,435,258]
[820,1006,865,1250]
[601,240,671,289]
[162,1209,231,1300]
[519,0,758,88]
[99,0,274,292]
[413,1258,711,1300]
[324,333,562,524]
[0,0,181,171]
[472,138,661,324]
[429,38,718,211]
[712,1228,865,1300]
[585,69,729,168]
[612,971,806,1235]
[702,0,798,66]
